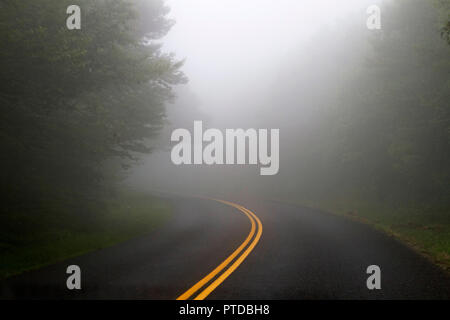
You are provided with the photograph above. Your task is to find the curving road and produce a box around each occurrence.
[1,195,450,299]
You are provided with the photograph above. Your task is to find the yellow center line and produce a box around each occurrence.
[176,198,263,300]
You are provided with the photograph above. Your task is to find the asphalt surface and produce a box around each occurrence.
[1,195,450,299]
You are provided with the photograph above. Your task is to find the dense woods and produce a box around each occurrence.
[0,0,449,277]
[0,0,185,215]
[336,0,450,206]
[270,0,450,212]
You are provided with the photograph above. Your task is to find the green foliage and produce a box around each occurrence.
[0,1,186,210]
[336,0,450,204]
[280,0,450,207]
[272,0,450,266]
[0,192,171,279]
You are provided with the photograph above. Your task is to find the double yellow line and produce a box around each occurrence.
[176,199,263,300]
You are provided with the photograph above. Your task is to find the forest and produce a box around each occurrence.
[1,0,449,278]
[0,0,184,277]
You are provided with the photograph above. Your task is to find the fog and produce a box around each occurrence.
[127,0,449,209]
[162,0,374,120]
[128,0,381,197]
[3,0,449,290]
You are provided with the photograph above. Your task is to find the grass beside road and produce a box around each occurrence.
[0,192,171,279]
[293,197,450,273]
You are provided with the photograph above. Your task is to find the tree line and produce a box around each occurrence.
[0,0,186,215]
[264,0,449,212]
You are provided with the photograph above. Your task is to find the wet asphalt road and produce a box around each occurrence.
[1,195,449,299]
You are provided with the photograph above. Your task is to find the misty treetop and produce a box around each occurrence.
[269,0,450,207]
[0,0,186,209]
[338,0,450,204]
[1,0,449,217]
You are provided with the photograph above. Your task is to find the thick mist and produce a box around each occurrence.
[1,0,449,296]
[127,0,383,198]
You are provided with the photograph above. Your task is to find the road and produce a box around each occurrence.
[1,195,450,299]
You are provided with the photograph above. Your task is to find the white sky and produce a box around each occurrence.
[162,0,376,115]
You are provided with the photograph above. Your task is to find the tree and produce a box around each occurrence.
[0,0,186,210]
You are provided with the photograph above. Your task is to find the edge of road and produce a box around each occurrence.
[267,197,450,276]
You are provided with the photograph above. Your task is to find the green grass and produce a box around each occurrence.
[279,196,450,273]
[0,192,171,279]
